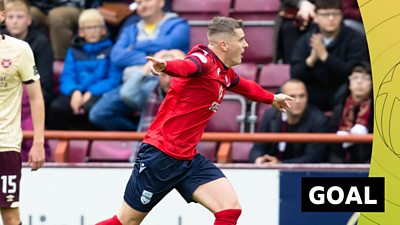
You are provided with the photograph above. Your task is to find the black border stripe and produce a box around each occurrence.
[186,56,202,75]
[23,79,35,84]
[227,76,240,90]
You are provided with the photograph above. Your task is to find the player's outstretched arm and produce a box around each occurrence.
[25,81,45,171]
[229,76,293,112]
[272,93,294,113]
[146,56,198,77]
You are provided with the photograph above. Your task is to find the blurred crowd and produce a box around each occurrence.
[2,0,372,164]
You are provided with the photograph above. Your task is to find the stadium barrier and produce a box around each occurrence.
[23,131,373,163]
[19,163,369,225]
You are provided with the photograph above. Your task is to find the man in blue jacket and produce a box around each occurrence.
[110,0,189,69]
[90,0,190,131]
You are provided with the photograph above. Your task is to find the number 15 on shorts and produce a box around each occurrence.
[1,175,17,194]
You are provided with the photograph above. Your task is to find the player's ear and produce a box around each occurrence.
[220,40,229,52]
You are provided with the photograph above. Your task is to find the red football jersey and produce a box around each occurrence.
[143,45,274,160]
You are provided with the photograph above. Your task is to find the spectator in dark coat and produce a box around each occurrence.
[329,61,373,163]
[290,0,369,111]
[249,79,329,164]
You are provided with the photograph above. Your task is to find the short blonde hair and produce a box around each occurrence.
[0,0,5,11]
[4,0,30,13]
[78,9,105,27]
[208,16,243,39]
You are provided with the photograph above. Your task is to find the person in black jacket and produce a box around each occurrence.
[2,0,54,106]
[329,61,373,163]
[249,79,329,164]
[290,0,369,111]
[274,0,315,63]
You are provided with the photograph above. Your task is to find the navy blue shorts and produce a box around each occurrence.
[124,143,225,212]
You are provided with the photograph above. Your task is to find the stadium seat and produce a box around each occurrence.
[190,24,275,64]
[89,141,134,162]
[205,94,247,132]
[172,0,231,20]
[242,26,275,63]
[258,63,290,93]
[247,64,290,131]
[48,140,90,162]
[53,60,65,94]
[231,142,253,162]
[198,141,218,162]
[190,25,209,48]
[231,0,280,20]
[248,101,273,132]
[232,63,258,82]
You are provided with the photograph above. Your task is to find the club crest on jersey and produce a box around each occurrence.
[1,59,12,69]
[209,101,221,112]
[191,53,207,63]
[141,190,153,205]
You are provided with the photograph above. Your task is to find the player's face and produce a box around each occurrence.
[5,8,31,38]
[226,28,248,67]
[136,0,164,20]
[79,20,106,43]
[314,9,342,34]
[349,71,372,99]
[282,82,308,117]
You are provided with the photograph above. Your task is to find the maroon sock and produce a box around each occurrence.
[95,215,122,225]
[214,209,242,225]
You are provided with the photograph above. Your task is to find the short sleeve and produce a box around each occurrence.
[19,43,40,83]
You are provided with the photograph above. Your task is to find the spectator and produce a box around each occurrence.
[329,61,373,163]
[29,0,84,60]
[274,0,315,63]
[119,0,173,33]
[48,9,122,130]
[89,49,184,131]
[111,0,189,72]
[291,0,368,111]
[249,79,329,164]
[89,0,189,130]
[2,0,54,106]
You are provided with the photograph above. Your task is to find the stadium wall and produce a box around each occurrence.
[19,165,368,225]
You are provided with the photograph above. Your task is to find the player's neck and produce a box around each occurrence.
[208,44,231,68]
